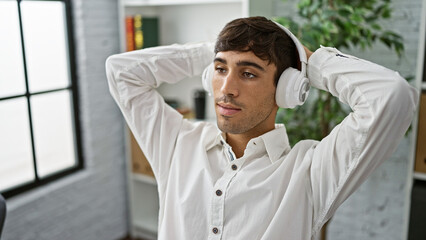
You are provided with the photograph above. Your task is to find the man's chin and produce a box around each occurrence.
[216,118,246,135]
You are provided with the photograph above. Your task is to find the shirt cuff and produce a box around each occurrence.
[185,42,215,76]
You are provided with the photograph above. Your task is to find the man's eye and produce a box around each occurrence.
[215,67,226,73]
[243,72,256,79]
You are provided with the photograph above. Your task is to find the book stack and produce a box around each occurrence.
[125,15,159,51]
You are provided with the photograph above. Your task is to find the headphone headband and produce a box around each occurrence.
[273,23,308,64]
[201,19,310,109]
[272,21,308,78]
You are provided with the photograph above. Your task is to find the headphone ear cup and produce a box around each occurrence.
[276,67,310,108]
[202,63,214,95]
[272,21,310,108]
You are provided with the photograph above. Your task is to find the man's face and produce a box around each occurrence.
[212,50,278,135]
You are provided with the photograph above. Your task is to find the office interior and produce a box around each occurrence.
[0,0,426,240]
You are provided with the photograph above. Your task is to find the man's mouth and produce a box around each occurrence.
[217,103,242,116]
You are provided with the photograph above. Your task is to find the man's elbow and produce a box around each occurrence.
[105,54,120,81]
[386,72,419,122]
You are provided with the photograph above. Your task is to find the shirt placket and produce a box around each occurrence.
[208,146,242,239]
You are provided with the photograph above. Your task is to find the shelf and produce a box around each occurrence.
[413,172,426,181]
[132,173,157,185]
[124,0,242,7]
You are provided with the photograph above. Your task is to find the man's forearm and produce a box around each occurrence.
[105,42,214,106]
[307,46,418,232]
[104,42,214,184]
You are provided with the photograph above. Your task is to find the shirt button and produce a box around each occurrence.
[216,190,222,196]
[231,164,238,171]
[212,227,219,234]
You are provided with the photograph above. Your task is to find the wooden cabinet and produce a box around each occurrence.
[414,93,426,174]
[412,2,426,181]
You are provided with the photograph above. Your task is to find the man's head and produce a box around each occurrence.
[212,16,298,136]
[214,16,298,85]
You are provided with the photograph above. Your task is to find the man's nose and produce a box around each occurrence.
[220,72,239,97]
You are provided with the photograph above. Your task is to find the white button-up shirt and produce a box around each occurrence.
[105,43,418,240]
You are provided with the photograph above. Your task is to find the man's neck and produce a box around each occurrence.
[226,125,275,159]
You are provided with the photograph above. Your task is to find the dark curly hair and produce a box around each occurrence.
[215,16,298,85]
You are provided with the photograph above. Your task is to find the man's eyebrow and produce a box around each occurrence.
[237,61,265,72]
[214,57,266,72]
[214,57,227,64]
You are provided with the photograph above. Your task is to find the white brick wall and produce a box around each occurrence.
[2,0,128,239]
[328,136,414,240]
[326,0,422,238]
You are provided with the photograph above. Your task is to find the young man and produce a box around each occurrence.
[106,17,418,240]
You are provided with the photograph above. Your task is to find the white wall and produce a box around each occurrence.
[2,0,129,239]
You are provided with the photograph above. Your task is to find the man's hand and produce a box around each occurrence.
[303,46,313,61]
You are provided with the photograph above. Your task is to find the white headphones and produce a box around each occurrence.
[201,21,310,109]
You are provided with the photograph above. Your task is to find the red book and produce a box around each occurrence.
[125,16,135,51]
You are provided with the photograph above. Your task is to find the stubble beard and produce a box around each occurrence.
[216,94,276,135]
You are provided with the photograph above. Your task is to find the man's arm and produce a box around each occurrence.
[105,43,214,184]
[305,46,418,233]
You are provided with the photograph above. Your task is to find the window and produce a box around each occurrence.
[0,0,83,198]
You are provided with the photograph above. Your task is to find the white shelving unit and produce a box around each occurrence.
[117,0,275,238]
[119,1,248,121]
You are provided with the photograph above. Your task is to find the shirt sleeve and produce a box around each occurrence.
[105,42,214,185]
[306,46,419,233]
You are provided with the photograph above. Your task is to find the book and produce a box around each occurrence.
[125,16,135,51]
[133,14,159,50]
[140,17,159,49]
[134,15,143,50]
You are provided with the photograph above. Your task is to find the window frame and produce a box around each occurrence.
[1,0,83,198]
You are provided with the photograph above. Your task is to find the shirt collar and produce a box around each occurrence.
[206,124,291,163]
[259,124,291,163]
[205,127,225,151]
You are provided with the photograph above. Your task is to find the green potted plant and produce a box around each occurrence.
[275,0,405,146]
